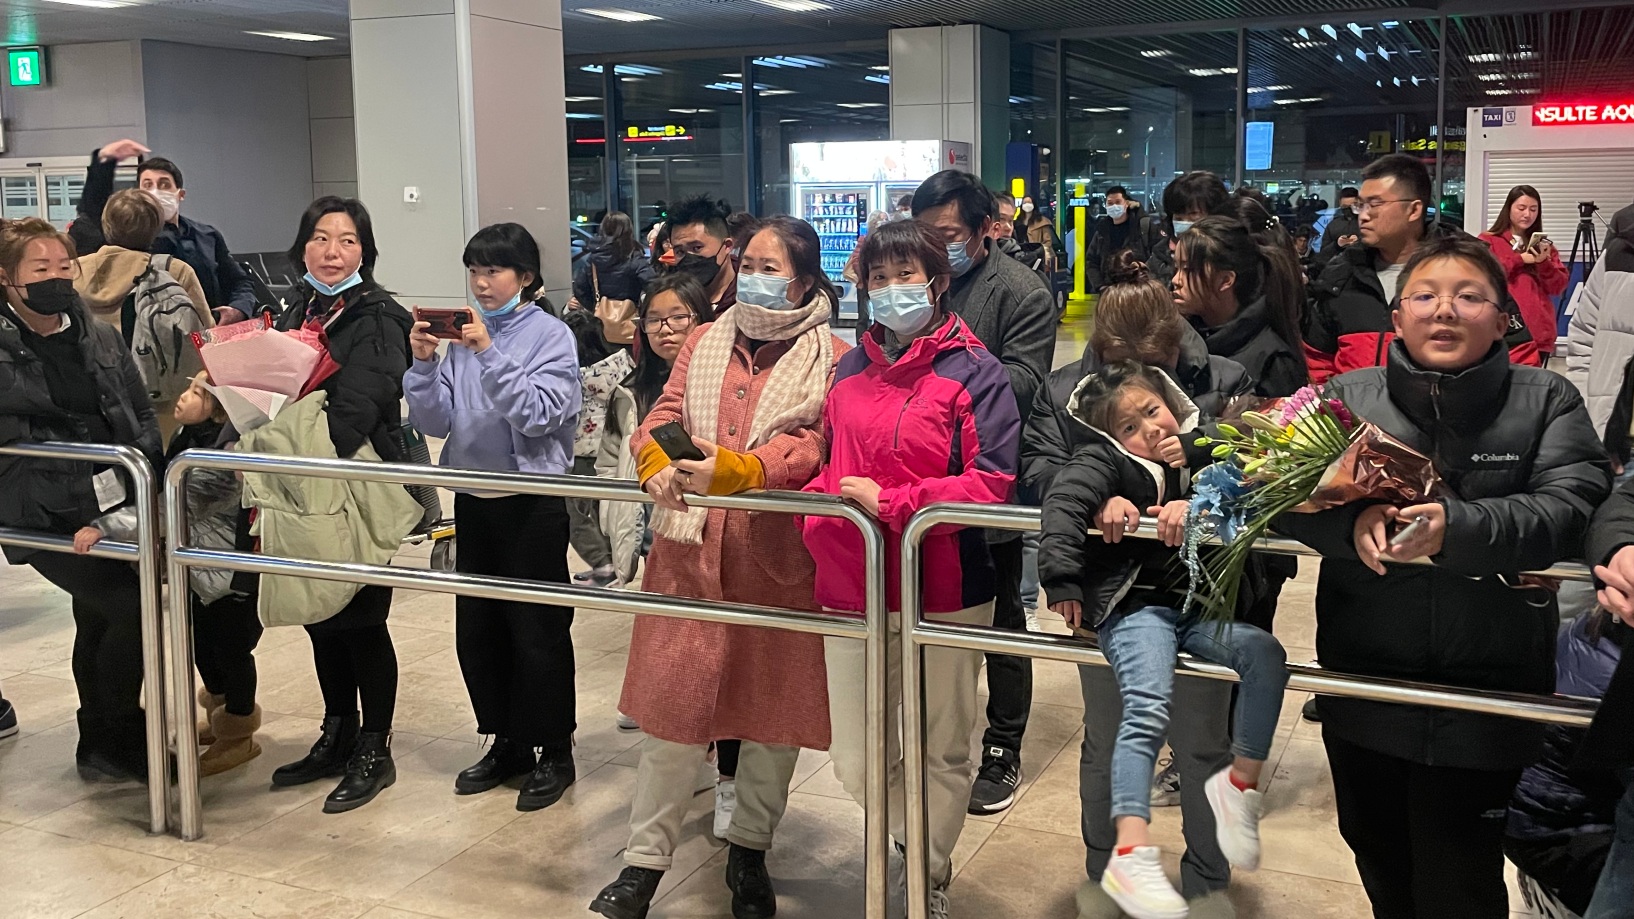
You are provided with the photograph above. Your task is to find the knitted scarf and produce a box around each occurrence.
[653,292,834,544]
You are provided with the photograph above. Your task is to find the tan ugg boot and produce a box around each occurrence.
[197,687,226,746]
[199,705,262,776]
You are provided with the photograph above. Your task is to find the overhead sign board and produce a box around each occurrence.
[7,47,44,87]
[1532,102,1634,126]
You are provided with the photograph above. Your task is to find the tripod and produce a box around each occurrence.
[1567,215,1600,273]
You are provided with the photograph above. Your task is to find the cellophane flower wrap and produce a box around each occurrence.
[190,315,341,431]
[1182,385,1443,619]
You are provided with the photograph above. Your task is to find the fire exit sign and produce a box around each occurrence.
[8,48,45,87]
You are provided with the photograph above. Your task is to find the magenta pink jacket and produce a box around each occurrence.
[803,313,1019,614]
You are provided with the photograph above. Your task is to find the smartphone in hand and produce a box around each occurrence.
[651,421,707,462]
[414,307,473,341]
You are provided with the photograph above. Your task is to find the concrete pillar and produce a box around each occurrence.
[349,0,571,307]
[888,25,1010,184]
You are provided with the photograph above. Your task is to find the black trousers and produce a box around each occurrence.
[29,553,147,759]
[567,455,613,570]
[454,493,577,752]
[192,592,263,716]
[1324,730,1521,919]
[981,536,1033,756]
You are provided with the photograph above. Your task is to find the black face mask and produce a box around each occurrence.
[674,250,725,289]
[12,278,78,316]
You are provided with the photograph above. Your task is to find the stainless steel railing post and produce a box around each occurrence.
[164,460,203,840]
[0,442,168,834]
[897,502,1600,918]
[162,446,894,909]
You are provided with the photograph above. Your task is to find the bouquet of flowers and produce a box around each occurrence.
[1181,386,1443,619]
[190,315,340,431]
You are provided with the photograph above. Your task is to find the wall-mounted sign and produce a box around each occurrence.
[1533,103,1634,126]
[1067,197,1090,208]
[625,124,692,141]
[7,47,45,87]
[1402,138,1467,152]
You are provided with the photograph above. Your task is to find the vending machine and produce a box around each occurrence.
[789,139,974,323]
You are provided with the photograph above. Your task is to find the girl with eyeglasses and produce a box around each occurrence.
[1277,234,1611,919]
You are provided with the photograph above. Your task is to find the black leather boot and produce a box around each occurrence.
[725,843,777,919]
[322,730,396,814]
[272,713,358,787]
[516,747,575,812]
[454,737,535,795]
[589,866,663,919]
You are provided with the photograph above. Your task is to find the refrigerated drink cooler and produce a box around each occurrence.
[789,140,974,324]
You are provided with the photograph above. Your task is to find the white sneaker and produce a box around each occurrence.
[1100,847,1188,919]
[615,712,640,732]
[928,883,951,919]
[1204,768,1263,871]
[713,779,737,838]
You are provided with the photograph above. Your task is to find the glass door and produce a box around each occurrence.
[0,159,136,231]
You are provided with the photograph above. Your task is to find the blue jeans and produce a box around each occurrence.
[1586,769,1634,919]
[1020,531,1040,611]
[1098,604,1289,822]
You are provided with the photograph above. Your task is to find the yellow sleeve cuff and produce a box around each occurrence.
[636,440,669,485]
[707,448,765,495]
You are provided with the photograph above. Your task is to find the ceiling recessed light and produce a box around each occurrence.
[865,74,890,84]
[581,63,663,76]
[244,30,334,41]
[565,96,599,103]
[761,88,796,95]
[671,108,715,114]
[565,113,602,120]
[1139,50,1173,58]
[1477,71,1539,81]
[1187,68,1225,77]
[837,102,885,108]
[579,8,661,22]
[753,0,833,10]
[43,0,131,7]
[870,65,891,72]
[1290,40,1324,50]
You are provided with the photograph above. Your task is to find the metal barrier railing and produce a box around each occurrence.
[0,443,167,834]
[897,502,1601,919]
[164,450,894,919]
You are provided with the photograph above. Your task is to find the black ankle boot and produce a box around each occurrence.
[454,737,535,795]
[322,730,395,814]
[726,843,777,919]
[272,713,358,787]
[589,866,663,919]
[516,747,575,812]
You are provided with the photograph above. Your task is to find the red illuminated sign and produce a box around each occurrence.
[1532,103,1634,126]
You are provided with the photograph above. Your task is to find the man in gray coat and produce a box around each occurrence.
[912,170,1056,814]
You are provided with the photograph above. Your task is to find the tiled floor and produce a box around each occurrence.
[0,331,1544,918]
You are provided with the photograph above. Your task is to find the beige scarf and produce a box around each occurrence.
[654,291,834,544]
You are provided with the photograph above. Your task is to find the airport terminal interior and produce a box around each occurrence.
[4,1,1634,919]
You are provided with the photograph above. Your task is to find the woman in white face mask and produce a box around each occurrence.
[800,218,1022,915]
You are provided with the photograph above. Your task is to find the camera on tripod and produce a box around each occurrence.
[1580,201,1599,220]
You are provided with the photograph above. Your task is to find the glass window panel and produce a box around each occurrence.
[616,58,746,228]
[1,174,40,222]
[565,64,607,233]
[755,50,889,219]
[1245,20,1440,229]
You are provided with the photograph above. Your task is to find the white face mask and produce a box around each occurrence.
[149,190,180,222]
[1021,202,1035,214]
[1105,204,1127,220]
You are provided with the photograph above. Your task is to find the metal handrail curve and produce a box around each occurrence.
[0,442,167,833]
[897,501,1601,919]
[163,450,893,919]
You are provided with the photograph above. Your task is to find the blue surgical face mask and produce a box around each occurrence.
[304,270,363,298]
[871,282,936,336]
[480,291,523,318]
[1171,220,1194,237]
[737,271,796,310]
[946,238,975,278]
[1105,204,1127,220]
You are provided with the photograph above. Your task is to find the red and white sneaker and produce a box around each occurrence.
[1100,846,1188,919]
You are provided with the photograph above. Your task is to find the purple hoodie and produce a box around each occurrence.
[403,305,581,491]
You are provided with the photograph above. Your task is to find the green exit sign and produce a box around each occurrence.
[8,47,45,87]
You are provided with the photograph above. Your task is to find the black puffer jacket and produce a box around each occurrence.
[276,281,412,461]
[1581,475,1634,773]
[1276,341,1612,770]
[0,299,161,560]
[1018,324,1250,504]
[571,242,653,306]
[1190,295,1306,399]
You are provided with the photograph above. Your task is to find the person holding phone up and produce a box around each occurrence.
[1480,184,1568,356]
[403,223,583,812]
[591,217,849,919]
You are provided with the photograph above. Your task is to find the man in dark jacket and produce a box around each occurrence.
[913,169,1055,815]
[1147,171,1232,291]
[1315,186,1361,266]
[1305,154,1540,385]
[71,145,260,323]
[1085,186,1155,291]
[1279,234,1612,919]
[1580,478,1634,919]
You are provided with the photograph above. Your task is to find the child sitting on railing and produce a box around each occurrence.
[73,372,264,775]
[1039,360,1289,919]
[1274,234,1611,919]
